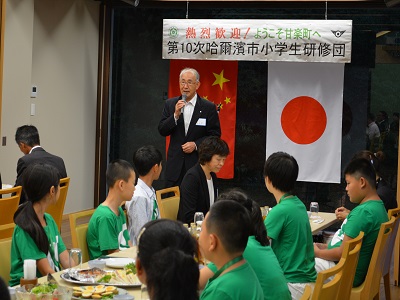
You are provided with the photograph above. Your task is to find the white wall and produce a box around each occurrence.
[1,0,99,213]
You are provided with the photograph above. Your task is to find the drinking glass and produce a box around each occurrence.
[141,284,150,300]
[68,248,82,277]
[194,212,204,227]
[310,202,319,219]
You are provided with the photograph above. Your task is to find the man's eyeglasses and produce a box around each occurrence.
[180,81,197,86]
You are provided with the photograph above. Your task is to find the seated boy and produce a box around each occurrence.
[264,152,316,299]
[87,159,135,259]
[126,145,162,245]
[314,158,388,287]
[199,200,264,300]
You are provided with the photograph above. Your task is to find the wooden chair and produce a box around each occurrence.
[300,285,312,300]
[69,209,95,263]
[46,177,70,232]
[336,231,364,299]
[350,217,396,300]
[0,222,15,239]
[0,237,12,284]
[0,186,22,225]
[312,252,346,299]
[156,186,180,220]
[382,208,400,300]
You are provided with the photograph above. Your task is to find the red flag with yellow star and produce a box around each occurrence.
[168,60,238,179]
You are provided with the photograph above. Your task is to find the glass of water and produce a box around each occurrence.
[194,212,204,227]
[68,248,82,277]
[310,202,319,219]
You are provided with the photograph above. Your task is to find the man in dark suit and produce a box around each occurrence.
[15,125,67,204]
[158,68,221,187]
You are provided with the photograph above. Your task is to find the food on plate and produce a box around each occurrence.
[16,283,72,299]
[64,268,139,286]
[73,285,119,299]
[109,270,139,285]
[124,262,137,275]
[30,283,58,294]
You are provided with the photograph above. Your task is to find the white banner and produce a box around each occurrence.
[163,19,352,63]
[266,62,344,183]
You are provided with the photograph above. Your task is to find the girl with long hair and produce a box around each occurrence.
[9,163,71,286]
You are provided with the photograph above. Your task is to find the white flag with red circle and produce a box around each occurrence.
[267,61,344,183]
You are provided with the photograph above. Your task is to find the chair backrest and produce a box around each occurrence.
[300,285,312,300]
[383,208,400,276]
[0,237,13,284]
[0,223,16,240]
[0,186,22,225]
[69,209,95,263]
[337,231,364,299]
[46,177,70,232]
[350,217,395,300]
[156,186,180,220]
[312,253,349,300]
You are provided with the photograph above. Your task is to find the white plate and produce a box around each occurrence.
[71,287,128,299]
[105,258,135,269]
[60,272,140,287]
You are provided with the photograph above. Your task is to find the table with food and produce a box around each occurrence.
[15,247,141,299]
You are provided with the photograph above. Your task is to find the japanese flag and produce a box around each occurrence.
[267,61,344,183]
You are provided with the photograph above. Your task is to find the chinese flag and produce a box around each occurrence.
[168,60,238,179]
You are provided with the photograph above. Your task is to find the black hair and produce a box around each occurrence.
[393,112,399,118]
[106,159,134,188]
[263,152,298,193]
[352,150,380,175]
[379,110,388,120]
[206,200,251,254]
[14,163,61,254]
[137,219,199,300]
[15,125,40,146]
[218,189,269,246]
[132,145,162,176]
[198,136,229,165]
[344,158,377,189]
[367,112,375,121]
[0,276,10,300]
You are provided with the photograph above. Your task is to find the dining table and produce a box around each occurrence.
[37,247,142,299]
[309,212,340,235]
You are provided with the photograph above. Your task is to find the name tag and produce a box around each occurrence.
[196,118,206,126]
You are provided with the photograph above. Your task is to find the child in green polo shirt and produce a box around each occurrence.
[264,152,317,299]
[314,158,388,287]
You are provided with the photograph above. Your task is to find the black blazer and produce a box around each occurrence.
[158,95,221,182]
[15,147,67,204]
[178,163,217,224]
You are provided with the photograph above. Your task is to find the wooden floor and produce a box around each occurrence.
[60,217,400,299]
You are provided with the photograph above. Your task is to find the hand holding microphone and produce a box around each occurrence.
[175,94,187,118]
[181,94,187,113]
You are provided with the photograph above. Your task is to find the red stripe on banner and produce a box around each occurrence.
[168,60,238,179]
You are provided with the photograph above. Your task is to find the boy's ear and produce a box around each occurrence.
[209,233,218,252]
[359,176,367,189]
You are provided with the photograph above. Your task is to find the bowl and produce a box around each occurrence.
[88,259,106,269]
[15,284,72,300]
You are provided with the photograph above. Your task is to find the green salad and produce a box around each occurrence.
[124,262,137,275]
[31,283,58,294]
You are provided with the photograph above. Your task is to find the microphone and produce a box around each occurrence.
[181,94,187,113]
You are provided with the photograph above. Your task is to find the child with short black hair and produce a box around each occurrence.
[126,145,162,244]
[264,152,316,300]
[199,200,264,300]
[314,158,388,287]
[87,159,135,259]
